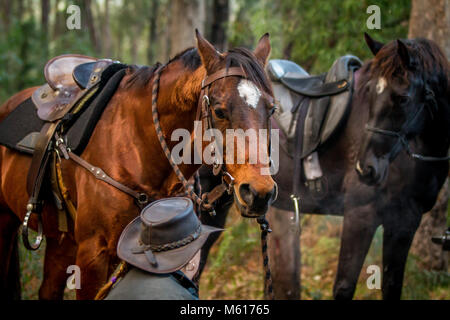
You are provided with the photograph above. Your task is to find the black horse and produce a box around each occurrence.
[197,34,450,300]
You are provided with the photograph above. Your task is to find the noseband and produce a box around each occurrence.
[152,65,275,215]
[365,85,450,162]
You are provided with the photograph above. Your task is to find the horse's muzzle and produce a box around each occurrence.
[236,183,277,217]
[356,155,388,186]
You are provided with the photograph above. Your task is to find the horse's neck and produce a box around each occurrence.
[156,66,206,191]
[342,83,370,162]
[82,64,206,198]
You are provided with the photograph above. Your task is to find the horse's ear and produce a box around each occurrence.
[195,29,222,73]
[254,33,271,67]
[397,39,411,68]
[364,32,384,56]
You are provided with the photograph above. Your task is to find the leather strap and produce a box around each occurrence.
[293,98,310,198]
[202,67,246,88]
[27,122,59,202]
[54,133,150,208]
[66,152,150,208]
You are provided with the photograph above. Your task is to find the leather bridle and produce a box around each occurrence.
[365,85,450,162]
[152,65,276,215]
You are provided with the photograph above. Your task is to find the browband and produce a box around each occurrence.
[202,67,247,88]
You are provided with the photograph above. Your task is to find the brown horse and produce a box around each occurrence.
[0,31,276,299]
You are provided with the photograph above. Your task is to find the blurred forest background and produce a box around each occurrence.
[1,0,449,299]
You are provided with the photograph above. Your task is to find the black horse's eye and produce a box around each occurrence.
[213,107,226,119]
[395,95,410,105]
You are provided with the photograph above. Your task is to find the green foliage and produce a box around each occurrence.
[0,10,94,103]
[0,0,412,103]
[0,17,44,102]
[230,0,410,73]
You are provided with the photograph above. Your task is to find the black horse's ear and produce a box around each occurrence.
[195,29,222,73]
[397,39,411,68]
[364,32,384,56]
[254,33,271,67]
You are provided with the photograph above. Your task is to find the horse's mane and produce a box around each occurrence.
[359,38,449,96]
[124,47,272,94]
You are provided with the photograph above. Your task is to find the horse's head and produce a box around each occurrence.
[195,31,277,217]
[356,33,449,186]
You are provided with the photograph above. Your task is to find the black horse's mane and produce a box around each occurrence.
[124,47,272,94]
[358,38,449,97]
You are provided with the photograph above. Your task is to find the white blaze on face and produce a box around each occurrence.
[237,79,261,109]
[376,77,387,94]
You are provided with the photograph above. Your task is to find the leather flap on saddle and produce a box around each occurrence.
[302,55,362,157]
[33,55,117,122]
[318,55,362,144]
[32,83,82,122]
[270,55,362,160]
[44,54,97,91]
[73,59,115,89]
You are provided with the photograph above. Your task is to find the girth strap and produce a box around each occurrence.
[23,122,60,250]
[27,122,59,197]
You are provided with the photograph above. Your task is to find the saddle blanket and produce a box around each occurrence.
[0,63,127,155]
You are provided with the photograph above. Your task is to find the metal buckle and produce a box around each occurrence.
[137,193,149,206]
[22,205,44,251]
[290,194,300,233]
[55,137,64,147]
[222,172,235,194]
[203,95,210,106]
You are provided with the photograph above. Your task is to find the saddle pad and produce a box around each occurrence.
[65,66,127,154]
[0,98,45,154]
[0,63,127,156]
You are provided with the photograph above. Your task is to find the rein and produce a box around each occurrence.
[365,85,450,162]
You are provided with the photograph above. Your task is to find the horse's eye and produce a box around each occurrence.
[395,95,410,105]
[268,107,276,116]
[213,107,226,119]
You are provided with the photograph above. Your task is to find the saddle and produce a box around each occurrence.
[32,54,113,122]
[268,55,362,193]
[0,54,128,249]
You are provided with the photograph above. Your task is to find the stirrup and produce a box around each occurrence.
[22,204,44,250]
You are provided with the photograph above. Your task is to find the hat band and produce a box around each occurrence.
[133,224,202,254]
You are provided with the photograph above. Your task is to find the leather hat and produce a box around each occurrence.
[117,197,222,274]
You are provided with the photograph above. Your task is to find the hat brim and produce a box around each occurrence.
[117,216,222,274]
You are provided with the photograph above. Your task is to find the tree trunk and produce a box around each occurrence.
[41,0,50,60]
[168,0,205,57]
[412,180,449,270]
[1,0,11,32]
[408,0,450,58]
[266,207,301,299]
[409,0,450,271]
[102,0,111,58]
[52,0,63,40]
[41,0,49,33]
[84,0,102,55]
[147,0,160,64]
[210,0,229,52]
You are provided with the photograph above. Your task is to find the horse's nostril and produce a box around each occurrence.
[270,183,278,202]
[366,165,375,178]
[239,183,256,206]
